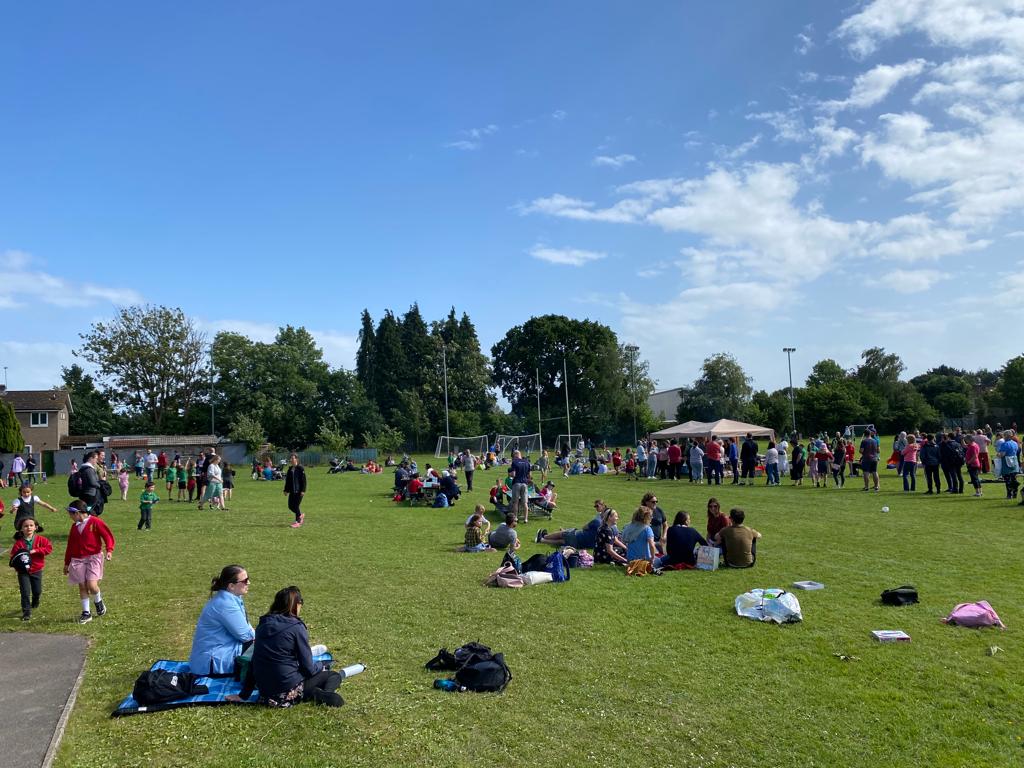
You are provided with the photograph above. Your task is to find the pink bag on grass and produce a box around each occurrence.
[942,601,1005,628]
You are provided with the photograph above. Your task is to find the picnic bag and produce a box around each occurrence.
[881,585,919,606]
[132,670,209,705]
[455,652,512,693]
[545,551,570,582]
[577,550,594,568]
[735,588,803,624]
[626,559,653,576]
[483,564,525,588]
[942,601,1005,628]
[501,551,522,573]
[695,545,720,571]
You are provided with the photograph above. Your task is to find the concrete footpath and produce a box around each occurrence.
[0,633,88,768]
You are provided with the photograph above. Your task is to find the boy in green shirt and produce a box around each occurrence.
[165,464,177,501]
[139,482,159,530]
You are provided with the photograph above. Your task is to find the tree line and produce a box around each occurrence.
[49,305,1024,453]
[678,348,1014,436]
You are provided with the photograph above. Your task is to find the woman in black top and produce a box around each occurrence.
[655,512,707,569]
[594,508,628,565]
[231,586,343,708]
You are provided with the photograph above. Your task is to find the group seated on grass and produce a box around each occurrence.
[393,461,462,506]
[489,473,556,514]
[476,493,761,570]
[189,565,344,709]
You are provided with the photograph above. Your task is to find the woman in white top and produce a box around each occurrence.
[777,440,789,477]
[764,441,780,486]
[201,455,225,510]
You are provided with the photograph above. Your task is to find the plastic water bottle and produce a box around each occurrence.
[433,679,466,693]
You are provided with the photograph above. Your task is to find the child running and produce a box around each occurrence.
[139,481,159,530]
[9,483,59,532]
[165,462,177,501]
[118,465,130,501]
[10,517,53,621]
[63,500,115,624]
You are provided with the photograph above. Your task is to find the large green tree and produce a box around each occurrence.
[0,399,24,453]
[60,364,119,434]
[491,315,636,440]
[371,312,407,421]
[77,305,207,430]
[677,353,753,423]
[355,309,376,399]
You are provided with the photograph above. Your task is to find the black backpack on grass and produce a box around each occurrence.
[132,670,208,705]
[881,585,919,606]
[425,642,512,693]
[455,652,512,693]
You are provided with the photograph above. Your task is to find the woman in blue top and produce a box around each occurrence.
[620,506,656,564]
[189,564,255,676]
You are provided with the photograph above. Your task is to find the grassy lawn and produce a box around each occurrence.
[2,455,1022,768]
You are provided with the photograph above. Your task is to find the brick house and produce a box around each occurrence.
[0,388,74,454]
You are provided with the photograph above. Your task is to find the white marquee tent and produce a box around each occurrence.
[650,418,775,441]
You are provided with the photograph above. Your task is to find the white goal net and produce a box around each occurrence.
[495,433,542,457]
[555,433,585,455]
[434,434,489,458]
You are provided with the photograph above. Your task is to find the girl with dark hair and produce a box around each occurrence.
[232,587,344,708]
[189,565,255,676]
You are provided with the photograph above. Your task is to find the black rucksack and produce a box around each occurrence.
[455,652,512,693]
[132,670,209,705]
[881,585,919,606]
[520,553,549,573]
[67,469,86,498]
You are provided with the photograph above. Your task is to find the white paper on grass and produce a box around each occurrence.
[735,588,803,623]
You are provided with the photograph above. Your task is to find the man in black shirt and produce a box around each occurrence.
[284,454,307,527]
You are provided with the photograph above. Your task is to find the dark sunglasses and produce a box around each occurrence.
[233,577,250,585]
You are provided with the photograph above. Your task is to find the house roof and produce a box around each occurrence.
[105,435,218,449]
[0,389,73,414]
[60,434,105,449]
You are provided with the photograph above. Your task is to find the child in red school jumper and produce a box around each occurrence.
[63,500,115,624]
[10,517,53,621]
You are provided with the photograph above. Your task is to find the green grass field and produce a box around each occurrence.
[2,458,1022,768]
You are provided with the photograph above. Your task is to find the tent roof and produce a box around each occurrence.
[650,418,775,441]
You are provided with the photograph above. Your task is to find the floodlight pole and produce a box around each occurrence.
[563,357,571,446]
[783,347,796,436]
[625,344,639,445]
[209,347,215,437]
[536,368,543,451]
[443,344,450,442]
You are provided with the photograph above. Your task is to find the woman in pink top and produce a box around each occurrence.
[901,433,920,492]
[963,437,982,497]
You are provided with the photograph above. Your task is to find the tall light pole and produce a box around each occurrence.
[536,368,543,450]
[442,344,450,443]
[783,347,796,436]
[625,344,639,445]
[563,357,571,446]
[209,348,216,436]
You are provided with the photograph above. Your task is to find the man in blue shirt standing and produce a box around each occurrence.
[509,450,532,523]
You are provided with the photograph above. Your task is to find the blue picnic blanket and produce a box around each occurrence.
[111,653,333,717]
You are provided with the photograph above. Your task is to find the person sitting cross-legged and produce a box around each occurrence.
[712,508,761,568]
[654,512,707,570]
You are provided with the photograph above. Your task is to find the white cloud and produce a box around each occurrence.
[869,268,951,292]
[861,111,1024,225]
[516,193,651,224]
[528,245,607,267]
[552,110,567,121]
[716,134,762,159]
[0,340,77,390]
[870,214,991,261]
[836,0,1024,59]
[444,124,499,150]
[0,250,143,310]
[809,118,859,161]
[746,109,808,142]
[592,153,637,169]
[795,29,815,56]
[202,318,358,369]
[823,59,929,112]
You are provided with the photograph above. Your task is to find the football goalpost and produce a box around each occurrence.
[495,433,542,457]
[554,433,584,454]
[434,435,489,458]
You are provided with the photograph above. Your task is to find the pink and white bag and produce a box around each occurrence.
[942,601,1005,628]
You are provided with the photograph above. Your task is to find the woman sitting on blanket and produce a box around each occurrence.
[230,586,344,708]
[654,512,707,570]
[594,507,628,565]
[189,565,255,676]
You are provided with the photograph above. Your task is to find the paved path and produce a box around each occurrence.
[0,633,88,768]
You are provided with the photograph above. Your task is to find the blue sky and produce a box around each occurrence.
[2,1,1022,397]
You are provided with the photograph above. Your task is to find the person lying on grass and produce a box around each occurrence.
[536,499,605,547]
[229,586,343,708]
[653,512,706,570]
[594,508,628,565]
[462,508,495,552]
[712,508,761,568]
